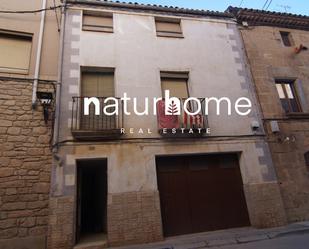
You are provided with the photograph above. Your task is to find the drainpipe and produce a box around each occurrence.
[53,0,67,151]
[32,0,47,109]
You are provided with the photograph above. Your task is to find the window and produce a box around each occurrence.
[0,31,32,74]
[155,18,183,38]
[80,68,115,130]
[82,11,113,33]
[280,31,293,47]
[81,69,114,97]
[161,72,189,98]
[275,80,301,113]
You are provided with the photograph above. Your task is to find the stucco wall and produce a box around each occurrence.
[0,0,60,80]
[63,139,275,193]
[59,7,264,141]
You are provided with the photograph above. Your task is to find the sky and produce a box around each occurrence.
[120,0,309,16]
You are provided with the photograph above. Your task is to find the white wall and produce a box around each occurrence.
[77,10,261,138]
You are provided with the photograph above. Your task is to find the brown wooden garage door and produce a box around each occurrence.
[156,153,250,237]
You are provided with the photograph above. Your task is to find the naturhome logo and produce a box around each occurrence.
[83,90,252,117]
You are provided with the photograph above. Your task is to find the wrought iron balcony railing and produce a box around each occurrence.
[156,98,209,136]
[71,97,209,140]
[71,96,124,140]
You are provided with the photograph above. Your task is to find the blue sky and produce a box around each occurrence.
[120,0,309,16]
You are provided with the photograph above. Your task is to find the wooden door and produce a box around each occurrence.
[156,154,250,237]
[156,157,192,236]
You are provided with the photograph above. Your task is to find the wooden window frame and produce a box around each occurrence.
[280,31,293,47]
[155,17,183,38]
[275,79,302,113]
[0,30,33,75]
[82,11,113,33]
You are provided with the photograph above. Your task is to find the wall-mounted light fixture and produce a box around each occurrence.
[36,91,53,124]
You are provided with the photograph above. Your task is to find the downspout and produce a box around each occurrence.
[32,0,47,108]
[53,0,67,151]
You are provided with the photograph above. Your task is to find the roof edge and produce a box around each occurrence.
[227,6,309,19]
[66,0,233,19]
[226,6,309,31]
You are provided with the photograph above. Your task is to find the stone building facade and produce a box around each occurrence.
[228,7,309,223]
[48,1,287,248]
[2,2,308,249]
[0,1,60,248]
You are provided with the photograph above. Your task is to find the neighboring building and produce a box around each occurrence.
[48,1,287,248]
[228,7,309,223]
[0,1,60,249]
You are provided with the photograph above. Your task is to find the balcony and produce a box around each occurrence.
[71,97,124,140]
[157,98,209,136]
[71,97,209,140]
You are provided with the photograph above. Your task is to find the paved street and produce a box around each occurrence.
[110,222,309,249]
[211,233,309,249]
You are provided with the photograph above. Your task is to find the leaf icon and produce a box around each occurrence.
[167,100,179,115]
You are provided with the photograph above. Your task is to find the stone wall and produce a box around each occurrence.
[239,25,309,222]
[47,196,74,249]
[266,121,309,222]
[47,191,163,248]
[244,182,287,228]
[0,79,54,249]
[107,191,163,246]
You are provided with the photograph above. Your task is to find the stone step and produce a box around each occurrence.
[74,232,107,249]
[74,239,107,249]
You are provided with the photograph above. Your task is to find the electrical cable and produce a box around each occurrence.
[52,134,267,148]
[265,0,273,10]
[0,76,57,84]
[262,0,269,10]
[0,5,63,14]
[53,0,61,32]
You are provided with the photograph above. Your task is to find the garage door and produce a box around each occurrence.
[156,153,250,237]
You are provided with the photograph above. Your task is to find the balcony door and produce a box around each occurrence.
[81,71,115,130]
[160,72,206,130]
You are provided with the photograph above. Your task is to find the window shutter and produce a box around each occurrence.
[155,18,183,38]
[161,78,188,99]
[80,72,115,130]
[82,72,114,97]
[83,14,113,32]
[156,21,182,33]
[82,73,96,97]
[0,34,32,74]
[275,80,301,113]
[97,73,114,97]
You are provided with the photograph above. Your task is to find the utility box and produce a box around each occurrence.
[270,120,280,133]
